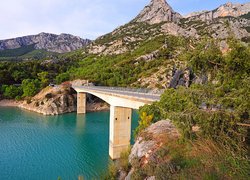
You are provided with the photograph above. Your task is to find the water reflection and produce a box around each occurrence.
[76,114,86,135]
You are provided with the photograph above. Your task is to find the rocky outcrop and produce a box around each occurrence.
[19,80,109,115]
[186,2,250,21]
[0,33,91,53]
[129,120,180,162]
[161,22,199,38]
[133,0,182,24]
[126,120,180,179]
[19,85,77,115]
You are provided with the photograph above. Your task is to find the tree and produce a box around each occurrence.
[37,71,49,88]
[55,73,70,84]
[21,79,40,97]
[2,85,22,99]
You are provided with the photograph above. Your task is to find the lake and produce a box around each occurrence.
[0,107,139,179]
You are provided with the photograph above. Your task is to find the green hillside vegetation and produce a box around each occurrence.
[129,40,250,179]
[0,44,59,61]
[0,53,80,99]
[105,39,249,180]
[0,44,36,57]
[57,35,187,86]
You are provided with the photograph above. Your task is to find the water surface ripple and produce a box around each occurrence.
[0,107,138,180]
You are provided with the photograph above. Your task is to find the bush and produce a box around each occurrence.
[118,147,131,172]
[22,79,40,97]
[134,112,153,137]
[2,85,22,99]
[103,162,118,180]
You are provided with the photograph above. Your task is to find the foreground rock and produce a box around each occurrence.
[125,120,180,179]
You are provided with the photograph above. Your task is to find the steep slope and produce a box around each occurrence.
[88,2,249,57]
[73,1,249,89]
[133,0,182,24]
[186,2,250,21]
[0,32,91,53]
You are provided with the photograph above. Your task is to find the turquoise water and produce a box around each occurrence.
[0,107,139,180]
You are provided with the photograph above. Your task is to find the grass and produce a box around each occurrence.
[129,137,250,180]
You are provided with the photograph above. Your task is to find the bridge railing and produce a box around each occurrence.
[73,85,164,96]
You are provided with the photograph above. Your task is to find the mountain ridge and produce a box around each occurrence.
[185,2,250,20]
[0,32,91,53]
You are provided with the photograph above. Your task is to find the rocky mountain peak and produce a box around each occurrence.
[133,0,182,24]
[216,2,250,17]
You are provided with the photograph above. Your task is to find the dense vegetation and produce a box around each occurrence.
[130,40,250,179]
[0,52,82,99]
[61,35,187,87]
[0,44,59,61]
[0,35,186,99]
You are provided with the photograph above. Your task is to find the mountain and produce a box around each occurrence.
[1,1,249,88]
[0,33,91,53]
[133,0,182,24]
[88,1,249,57]
[186,2,250,21]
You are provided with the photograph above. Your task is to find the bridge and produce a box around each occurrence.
[72,86,162,159]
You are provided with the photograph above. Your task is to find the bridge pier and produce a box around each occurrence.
[109,105,132,159]
[77,92,86,114]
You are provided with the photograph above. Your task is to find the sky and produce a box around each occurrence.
[0,0,249,40]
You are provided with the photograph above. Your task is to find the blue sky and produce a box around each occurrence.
[0,0,249,40]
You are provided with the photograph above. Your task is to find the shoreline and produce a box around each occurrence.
[0,99,110,115]
[0,99,22,107]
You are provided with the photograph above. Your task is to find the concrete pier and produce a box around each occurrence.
[77,92,86,114]
[109,106,132,159]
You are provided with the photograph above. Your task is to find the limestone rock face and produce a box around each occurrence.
[0,33,91,53]
[126,120,180,179]
[161,22,199,38]
[133,0,182,24]
[186,2,250,21]
[129,120,180,163]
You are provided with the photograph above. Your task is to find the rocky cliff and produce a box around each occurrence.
[0,33,91,53]
[186,2,250,21]
[133,0,182,24]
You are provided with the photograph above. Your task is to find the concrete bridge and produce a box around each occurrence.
[72,86,162,159]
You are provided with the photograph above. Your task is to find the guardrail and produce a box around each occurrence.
[73,85,164,97]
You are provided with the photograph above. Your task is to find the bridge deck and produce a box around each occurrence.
[72,86,162,102]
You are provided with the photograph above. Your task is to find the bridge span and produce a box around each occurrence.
[72,86,162,159]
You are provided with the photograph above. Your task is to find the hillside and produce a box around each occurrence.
[0,0,249,88]
[61,0,249,89]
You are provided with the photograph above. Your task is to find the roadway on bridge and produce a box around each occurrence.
[72,86,162,102]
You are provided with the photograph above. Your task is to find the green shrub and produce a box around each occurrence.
[118,147,131,172]
[134,112,153,137]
